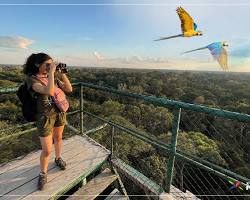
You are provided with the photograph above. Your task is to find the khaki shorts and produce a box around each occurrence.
[36,112,66,137]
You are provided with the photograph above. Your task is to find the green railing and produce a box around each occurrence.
[0,82,249,198]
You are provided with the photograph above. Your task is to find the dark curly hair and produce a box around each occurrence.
[23,53,52,76]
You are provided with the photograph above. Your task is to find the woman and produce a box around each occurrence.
[23,53,72,190]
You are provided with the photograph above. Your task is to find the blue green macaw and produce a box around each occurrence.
[182,42,229,71]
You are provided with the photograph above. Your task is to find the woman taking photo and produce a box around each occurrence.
[23,53,72,190]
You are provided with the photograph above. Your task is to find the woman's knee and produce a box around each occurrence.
[42,149,52,157]
[53,135,62,142]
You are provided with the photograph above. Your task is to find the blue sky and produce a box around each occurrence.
[0,0,250,71]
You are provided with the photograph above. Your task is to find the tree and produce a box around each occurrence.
[102,100,125,116]
[159,131,228,191]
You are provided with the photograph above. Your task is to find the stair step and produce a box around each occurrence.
[111,158,163,195]
[105,188,128,200]
[68,168,118,200]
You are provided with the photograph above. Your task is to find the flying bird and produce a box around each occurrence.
[154,7,203,41]
[182,42,229,71]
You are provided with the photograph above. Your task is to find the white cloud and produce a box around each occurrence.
[0,36,34,49]
[94,51,105,61]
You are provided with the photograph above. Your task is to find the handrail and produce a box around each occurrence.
[78,82,250,123]
[2,82,250,123]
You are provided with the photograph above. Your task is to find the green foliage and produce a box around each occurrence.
[136,104,172,135]
[0,100,21,121]
[1,66,250,194]
[68,96,80,111]
[0,79,17,88]
[160,131,227,167]
[0,131,40,163]
[102,100,125,116]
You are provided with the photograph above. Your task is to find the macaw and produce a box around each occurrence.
[154,7,203,41]
[228,179,244,191]
[182,42,229,71]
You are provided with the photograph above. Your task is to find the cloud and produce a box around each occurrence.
[35,51,250,72]
[0,36,34,49]
[95,53,169,64]
[120,55,169,64]
[94,51,105,61]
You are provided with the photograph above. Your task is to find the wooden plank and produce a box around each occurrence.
[0,137,86,181]
[68,168,117,200]
[105,188,127,200]
[159,193,175,200]
[0,137,76,174]
[168,186,200,200]
[0,135,101,176]
[0,137,91,196]
[0,135,110,200]
[22,154,109,200]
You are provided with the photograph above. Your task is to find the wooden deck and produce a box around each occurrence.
[68,168,118,200]
[0,135,110,200]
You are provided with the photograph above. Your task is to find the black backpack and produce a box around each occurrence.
[17,81,38,122]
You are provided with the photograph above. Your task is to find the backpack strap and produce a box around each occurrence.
[31,75,47,86]
[27,75,49,98]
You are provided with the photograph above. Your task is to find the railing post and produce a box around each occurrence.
[164,108,181,193]
[110,125,115,158]
[80,83,84,134]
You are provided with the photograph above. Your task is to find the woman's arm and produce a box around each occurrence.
[58,74,73,93]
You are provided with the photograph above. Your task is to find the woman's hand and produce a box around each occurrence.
[49,62,57,74]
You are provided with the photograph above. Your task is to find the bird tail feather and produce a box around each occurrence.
[154,34,183,41]
[181,46,207,54]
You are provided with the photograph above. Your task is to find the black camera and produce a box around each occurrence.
[56,63,68,74]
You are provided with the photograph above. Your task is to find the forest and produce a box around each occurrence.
[0,65,249,199]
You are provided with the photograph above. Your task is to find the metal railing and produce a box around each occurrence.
[1,82,250,199]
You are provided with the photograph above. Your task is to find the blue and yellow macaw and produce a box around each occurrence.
[182,42,229,71]
[155,7,203,41]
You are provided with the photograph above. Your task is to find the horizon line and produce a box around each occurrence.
[1,64,250,73]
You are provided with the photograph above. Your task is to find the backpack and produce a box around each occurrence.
[17,81,37,122]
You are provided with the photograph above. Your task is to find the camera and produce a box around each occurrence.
[56,63,68,74]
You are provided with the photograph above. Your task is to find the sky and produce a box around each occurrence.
[0,0,250,71]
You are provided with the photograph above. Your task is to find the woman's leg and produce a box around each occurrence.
[39,134,53,173]
[53,125,65,159]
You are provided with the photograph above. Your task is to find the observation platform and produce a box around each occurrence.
[0,133,198,200]
[0,135,112,200]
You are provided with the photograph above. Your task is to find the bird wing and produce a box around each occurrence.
[207,42,221,55]
[176,7,195,33]
[211,47,228,71]
[210,46,222,60]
